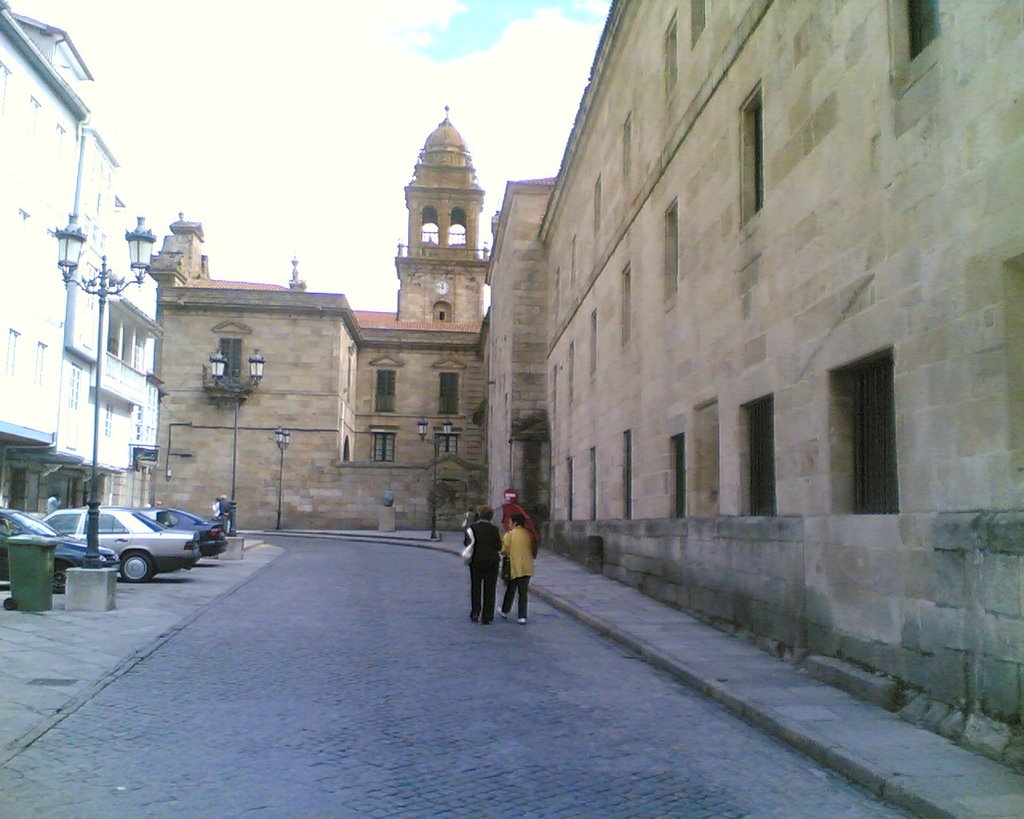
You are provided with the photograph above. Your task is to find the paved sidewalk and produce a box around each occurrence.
[0,540,282,767]
[297,528,1023,819]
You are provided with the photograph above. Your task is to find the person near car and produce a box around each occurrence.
[464,505,502,625]
[500,513,534,624]
[46,494,61,515]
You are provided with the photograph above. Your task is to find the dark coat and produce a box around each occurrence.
[466,520,502,566]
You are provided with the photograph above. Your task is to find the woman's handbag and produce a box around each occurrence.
[461,539,474,565]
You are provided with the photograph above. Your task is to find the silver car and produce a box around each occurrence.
[43,507,200,582]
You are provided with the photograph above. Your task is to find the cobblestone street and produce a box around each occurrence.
[0,537,903,817]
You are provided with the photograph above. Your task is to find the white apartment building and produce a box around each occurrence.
[0,2,159,512]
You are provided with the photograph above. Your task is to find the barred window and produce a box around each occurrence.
[741,86,764,222]
[375,369,396,412]
[623,429,633,520]
[672,432,686,517]
[745,395,776,516]
[439,372,459,414]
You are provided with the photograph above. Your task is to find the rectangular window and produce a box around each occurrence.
[691,0,706,45]
[672,433,686,517]
[568,342,575,405]
[5,329,19,376]
[69,364,82,410]
[741,86,765,222]
[553,266,560,315]
[567,457,574,521]
[372,432,396,462]
[664,16,678,95]
[589,310,598,378]
[437,433,458,456]
[621,265,632,345]
[439,372,459,415]
[34,342,46,386]
[133,404,143,441]
[623,429,633,520]
[664,200,679,296]
[375,369,396,412]
[218,338,242,381]
[745,395,776,516]
[593,176,602,232]
[908,0,939,59]
[830,354,899,513]
[104,403,114,438]
[589,446,598,521]
[622,114,632,182]
[571,234,577,290]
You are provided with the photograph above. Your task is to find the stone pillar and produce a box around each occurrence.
[378,506,396,532]
[65,568,118,611]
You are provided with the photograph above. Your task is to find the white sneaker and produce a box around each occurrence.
[518,617,527,625]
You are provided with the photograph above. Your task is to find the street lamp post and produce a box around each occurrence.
[275,427,290,530]
[55,215,155,565]
[418,416,452,540]
[209,348,265,535]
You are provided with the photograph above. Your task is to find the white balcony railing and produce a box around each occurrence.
[103,352,147,404]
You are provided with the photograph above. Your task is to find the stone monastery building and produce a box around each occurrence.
[156,0,1023,747]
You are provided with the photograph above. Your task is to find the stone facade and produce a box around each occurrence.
[485,0,1024,725]
[153,116,488,531]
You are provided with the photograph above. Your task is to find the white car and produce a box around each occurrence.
[43,507,200,582]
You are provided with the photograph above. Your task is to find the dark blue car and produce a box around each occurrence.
[0,510,119,593]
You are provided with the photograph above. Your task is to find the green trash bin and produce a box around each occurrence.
[3,535,58,612]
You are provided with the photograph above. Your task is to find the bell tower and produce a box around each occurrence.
[396,109,488,324]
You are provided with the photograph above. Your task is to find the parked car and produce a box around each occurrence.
[43,507,200,582]
[0,510,119,593]
[135,507,228,557]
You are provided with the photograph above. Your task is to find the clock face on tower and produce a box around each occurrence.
[435,281,450,296]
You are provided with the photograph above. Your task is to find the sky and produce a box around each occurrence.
[15,0,610,311]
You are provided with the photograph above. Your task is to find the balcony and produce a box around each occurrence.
[396,244,489,261]
[103,353,147,404]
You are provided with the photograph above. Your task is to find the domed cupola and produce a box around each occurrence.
[412,107,480,184]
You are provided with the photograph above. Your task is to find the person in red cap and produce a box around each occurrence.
[500,488,539,557]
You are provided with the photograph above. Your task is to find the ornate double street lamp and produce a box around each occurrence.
[417,416,453,541]
[209,348,266,535]
[55,214,155,565]
[275,427,290,530]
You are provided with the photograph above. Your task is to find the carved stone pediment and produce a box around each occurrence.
[210,320,253,335]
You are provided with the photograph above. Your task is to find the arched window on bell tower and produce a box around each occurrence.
[433,301,452,322]
[421,206,439,244]
[448,207,467,246]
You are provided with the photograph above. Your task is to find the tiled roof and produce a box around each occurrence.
[353,310,480,333]
[188,280,288,291]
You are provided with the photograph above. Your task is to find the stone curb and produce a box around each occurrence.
[0,540,284,769]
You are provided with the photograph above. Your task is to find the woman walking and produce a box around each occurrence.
[500,513,534,624]
[465,505,502,624]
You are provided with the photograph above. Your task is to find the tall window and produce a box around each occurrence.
[691,0,706,44]
[622,114,632,182]
[672,433,686,517]
[664,16,678,95]
[439,372,459,414]
[741,86,765,222]
[567,457,574,521]
[421,206,439,244]
[375,369,396,412]
[553,267,561,315]
[832,355,899,513]
[664,200,679,297]
[437,432,458,456]
[69,364,82,410]
[570,235,577,290]
[568,342,575,405]
[589,446,598,521]
[593,176,602,232]
[908,0,939,59]
[589,310,598,379]
[372,432,395,462]
[104,403,114,438]
[745,395,776,516]
[449,207,467,246]
[5,329,19,376]
[621,265,632,345]
[34,342,46,386]
[623,430,633,520]
[218,338,242,381]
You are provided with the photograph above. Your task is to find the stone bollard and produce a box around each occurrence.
[219,536,245,561]
[379,490,396,532]
[65,567,118,611]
